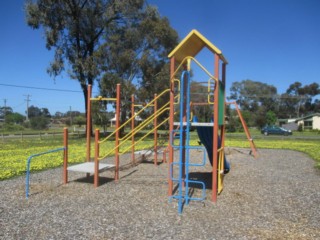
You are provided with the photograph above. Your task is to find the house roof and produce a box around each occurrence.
[294,113,320,122]
[168,29,228,64]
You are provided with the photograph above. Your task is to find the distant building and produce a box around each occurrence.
[109,113,142,127]
[279,113,320,130]
[295,113,320,130]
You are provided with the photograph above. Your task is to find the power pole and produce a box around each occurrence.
[69,106,73,126]
[24,94,31,121]
[2,99,7,118]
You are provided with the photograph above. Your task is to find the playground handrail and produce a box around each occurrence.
[118,101,170,141]
[119,112,171,155]
[170,56,218,84]
[25,147,66,199]
[98,105,171,160]
[99,88,171,144]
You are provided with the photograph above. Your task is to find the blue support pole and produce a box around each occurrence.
[178,70,187,214]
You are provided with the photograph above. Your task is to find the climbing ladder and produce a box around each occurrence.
[170,70,207,214]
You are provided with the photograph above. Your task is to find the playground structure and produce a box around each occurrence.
[63,83,173,187]
[26,30,258,213]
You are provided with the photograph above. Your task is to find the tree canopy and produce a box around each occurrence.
[26,0,178,130]
[98,4,178,124]
[228,79,320,128]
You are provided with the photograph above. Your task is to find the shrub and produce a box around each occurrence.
[30,116,50,130]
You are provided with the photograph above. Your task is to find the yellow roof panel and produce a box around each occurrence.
[168,29,227,64]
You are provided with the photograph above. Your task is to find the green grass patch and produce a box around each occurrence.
[226,137,320,168]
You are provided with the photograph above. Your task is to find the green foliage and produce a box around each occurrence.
[74,115,87,127]
[228,79,278,127]
[279,82,320,118]
[30,116,50,130]
[25,0,178,136]
[2,123,24,131]
[5,112,25,124]
[229,80,278,112]
[28,105,51,118]
[0,106,13,118]
[265,110,277,125]
[228,79,320,125]
[99,3,178,125]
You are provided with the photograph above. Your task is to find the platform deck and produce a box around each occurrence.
[67,162,114,174]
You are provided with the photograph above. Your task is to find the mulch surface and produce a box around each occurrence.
[1,148,319,239]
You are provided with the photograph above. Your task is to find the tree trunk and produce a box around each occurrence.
[82,83,93,137]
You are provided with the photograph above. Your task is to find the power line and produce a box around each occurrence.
[228,95,312,99]
[0,83,82,93]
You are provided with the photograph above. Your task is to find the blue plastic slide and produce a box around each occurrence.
[193,116,230,173]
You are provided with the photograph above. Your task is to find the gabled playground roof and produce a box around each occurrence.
[168,29,228,64]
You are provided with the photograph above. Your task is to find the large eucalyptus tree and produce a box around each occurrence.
[26,0,148,132]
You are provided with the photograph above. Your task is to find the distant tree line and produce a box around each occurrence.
[1,79,319,131]
[0,103,116,131]
[226,80,320,131]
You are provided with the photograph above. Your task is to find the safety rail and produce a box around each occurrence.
[99,108,169,160]
[26,128,68,199]
[170,56,218,85]
[99,88,171,144]
[119,101,170,141]
[119,113,171,156]
[98,105,171,160]
[97,93,180,161]
[26,147,66,199]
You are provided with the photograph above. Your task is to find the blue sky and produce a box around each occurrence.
[1,0,319,115]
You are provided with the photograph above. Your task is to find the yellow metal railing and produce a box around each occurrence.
[119,113,171,155]
[170,56,218,85]
[99,88,170,144]
[97,89,176,160]
[98,105,171,160]
[217,146,225,194]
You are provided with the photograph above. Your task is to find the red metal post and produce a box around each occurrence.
[168,57,175,196]
[131,94,135,164]
[212,54,220,202]
[94,128,99,188]
[115,84,121,181]
[63,127,68,184]
[154,93,158,165]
